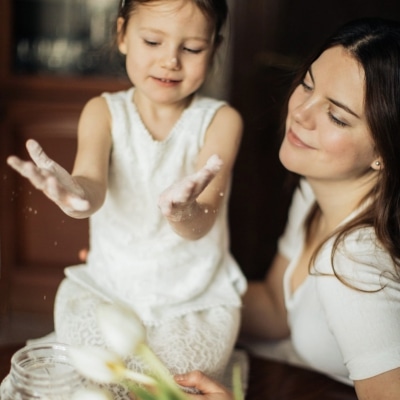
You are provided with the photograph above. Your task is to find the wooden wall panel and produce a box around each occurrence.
[4,102,89,312]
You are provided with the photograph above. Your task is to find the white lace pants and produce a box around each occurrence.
[54,278,241,398]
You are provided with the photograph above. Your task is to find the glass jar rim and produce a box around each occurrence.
[10,342,82,395]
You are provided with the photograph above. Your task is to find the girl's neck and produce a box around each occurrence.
[132,90,194,141]
[133,90,193,119]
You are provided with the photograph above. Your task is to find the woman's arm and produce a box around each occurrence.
[241,253,291,340]
[158,105,243,240]
[355,368,400,400]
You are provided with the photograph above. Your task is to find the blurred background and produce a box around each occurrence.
[1,0,400,344]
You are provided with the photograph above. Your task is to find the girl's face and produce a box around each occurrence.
[280,46,381,185]
[118,0,216,106]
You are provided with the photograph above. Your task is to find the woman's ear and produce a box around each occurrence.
[371,159,384,170]
[117,17,127,55]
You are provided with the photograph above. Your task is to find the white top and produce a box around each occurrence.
[66,88,246,325]
[278,179,400,384]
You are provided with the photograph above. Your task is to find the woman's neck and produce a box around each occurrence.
[306,175,376,233]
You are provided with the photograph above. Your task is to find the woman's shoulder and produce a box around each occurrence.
[316,226,400,291]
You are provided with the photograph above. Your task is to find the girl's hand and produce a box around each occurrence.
[174,371,233,400]
[158,154,223,221]
[7,139,90,216]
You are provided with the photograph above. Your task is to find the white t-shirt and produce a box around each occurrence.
[278,179,400,384]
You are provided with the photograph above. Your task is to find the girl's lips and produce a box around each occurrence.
[152,77,181,87]
[287,129,314,149]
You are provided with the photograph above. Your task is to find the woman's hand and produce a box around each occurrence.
[174,371,233,400]
[7,139,90,217]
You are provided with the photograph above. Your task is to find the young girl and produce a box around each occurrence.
[7,0,246,390]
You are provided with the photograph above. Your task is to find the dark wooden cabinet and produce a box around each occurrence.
[0,0,130,315]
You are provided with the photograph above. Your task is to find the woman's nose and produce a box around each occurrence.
[292,97,316,130]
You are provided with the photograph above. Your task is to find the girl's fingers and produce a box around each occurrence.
[204,154,223,174]
[26,139,54,169]
[192,155,223,195]
[7,156,48,189]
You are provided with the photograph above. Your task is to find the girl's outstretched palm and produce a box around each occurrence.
[7,139,89,216]
[158,154,223,221]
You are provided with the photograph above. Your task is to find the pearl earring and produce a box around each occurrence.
[375,161,381,167]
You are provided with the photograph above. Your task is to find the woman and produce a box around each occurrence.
[175,17,400,400]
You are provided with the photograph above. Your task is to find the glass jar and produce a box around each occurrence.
[0,342,85,400]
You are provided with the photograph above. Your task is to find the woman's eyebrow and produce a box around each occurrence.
[309,65,360,119]
[328,98,360,118]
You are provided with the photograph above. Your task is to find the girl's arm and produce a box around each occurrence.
[6,96,112,219]
[158,105,243,240]
[240,253,291,340]
[69,96,112,217]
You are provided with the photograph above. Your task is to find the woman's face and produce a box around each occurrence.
[280,46,380,184]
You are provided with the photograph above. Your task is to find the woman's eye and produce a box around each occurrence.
[328,112,347,127]
[300,80,313,91]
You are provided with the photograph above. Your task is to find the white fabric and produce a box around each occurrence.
[273,179,400,384]
[66,87,246,324]
[54,279,240,377]
[48,88,247,399]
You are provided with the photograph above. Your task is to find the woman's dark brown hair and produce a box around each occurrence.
[287,18,400,283]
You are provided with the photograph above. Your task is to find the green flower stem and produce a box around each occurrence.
[123,368,158,386]
[137,343,187,400]
[232,364,244,400]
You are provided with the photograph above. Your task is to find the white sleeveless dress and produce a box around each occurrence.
[53,88,247,398]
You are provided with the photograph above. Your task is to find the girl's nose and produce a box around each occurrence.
[162,54,180,70]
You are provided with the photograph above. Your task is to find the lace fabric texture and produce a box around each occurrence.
[54,279,241,399]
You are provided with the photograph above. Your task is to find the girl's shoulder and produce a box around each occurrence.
[192,95,242,125]
[80,95,110,122]
[191,94,227,109]
[101,87,134,104]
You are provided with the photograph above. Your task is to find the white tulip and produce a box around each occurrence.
[69,345,157,387]
[71,387,113,400]
[97,303,146,356]
[69,346,126,384]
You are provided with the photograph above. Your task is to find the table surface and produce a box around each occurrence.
[0,343,357,399]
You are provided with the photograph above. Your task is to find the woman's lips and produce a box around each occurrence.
[287,129,314,149]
